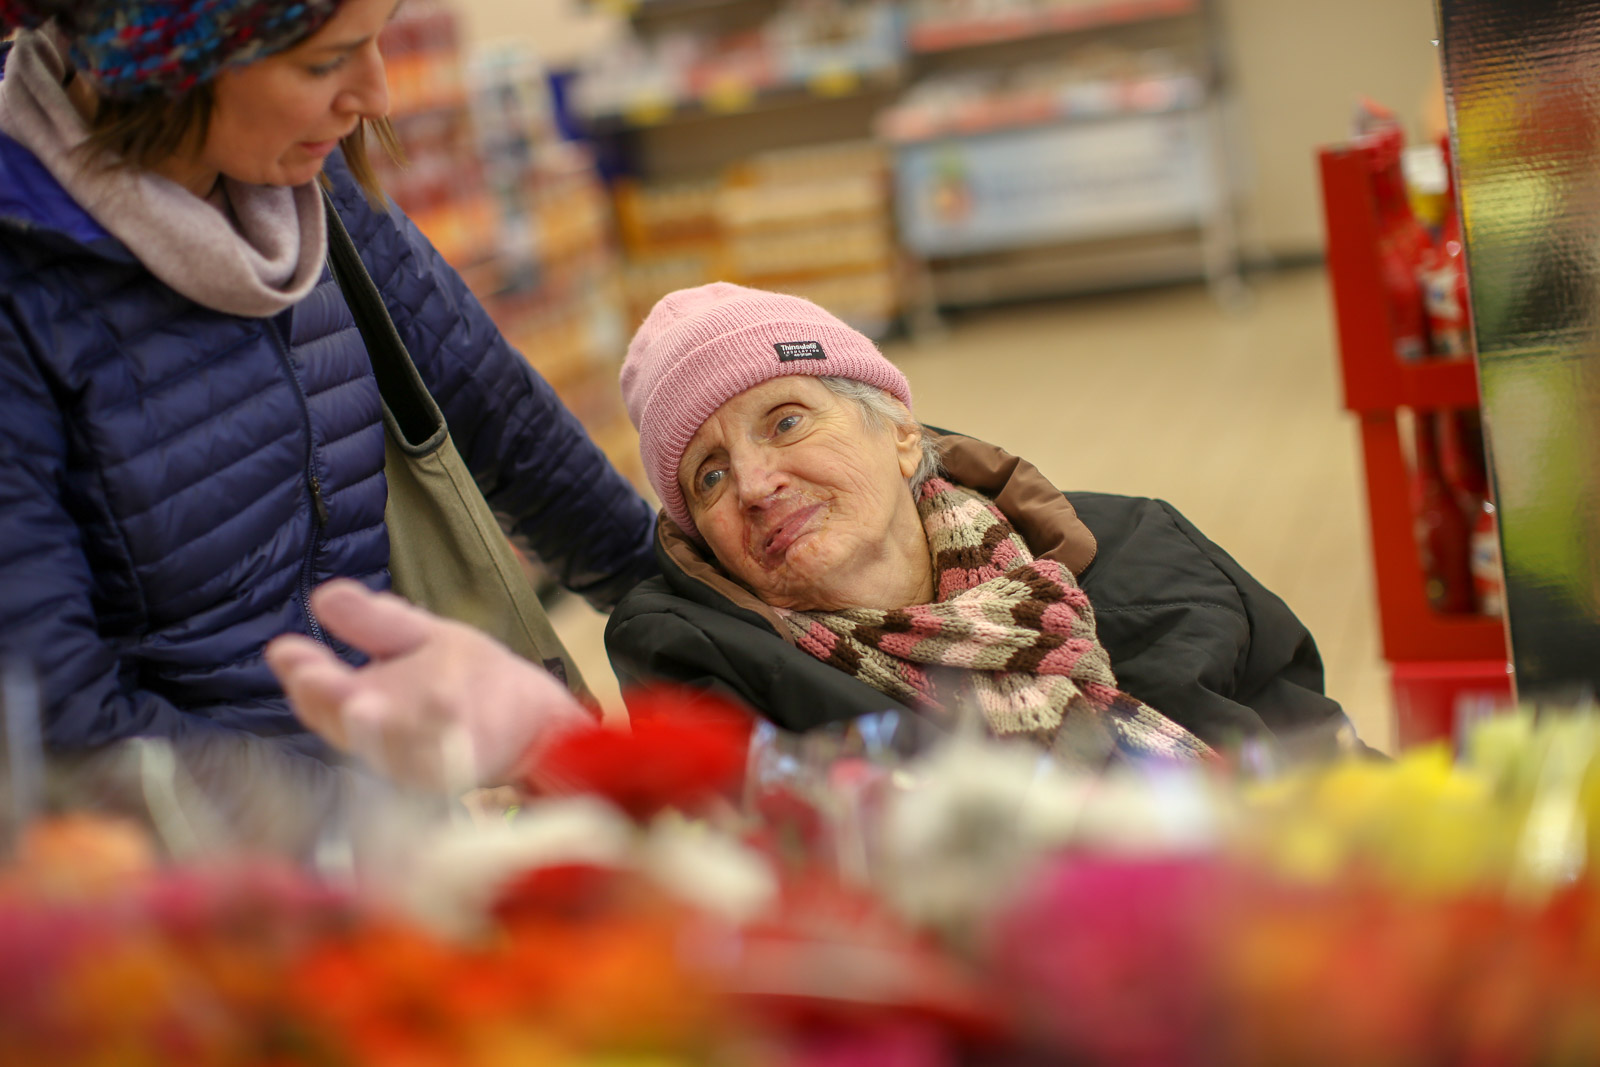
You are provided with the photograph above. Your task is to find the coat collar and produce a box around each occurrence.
[931,429,1098,576]
[654,429,1099,643]
[0,40,133,259]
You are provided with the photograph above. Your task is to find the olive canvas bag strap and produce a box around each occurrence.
[321,191,588,699]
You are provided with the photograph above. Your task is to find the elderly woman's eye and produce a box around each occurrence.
[775,414,802,434]
[700,469,725,492]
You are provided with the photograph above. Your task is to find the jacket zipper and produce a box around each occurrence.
[266,318,330,647]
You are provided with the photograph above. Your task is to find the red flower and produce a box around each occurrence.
[621,684,756,735]
[489,863,638,927]
[521,687,753,821]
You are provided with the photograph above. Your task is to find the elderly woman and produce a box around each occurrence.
[603,283,1358,758]
[0,0,655,797]
[274,283,1361,777]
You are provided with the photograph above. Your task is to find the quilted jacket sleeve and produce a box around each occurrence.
[0,311,348,828]
[330,165,658,612]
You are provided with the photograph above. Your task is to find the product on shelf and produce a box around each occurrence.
[1401,139,1449,230]
[1471,501,1504,618]
[613,142,901,336]
[722,142,899,334]
[1419,136,1473,359]
[1435,408,1502,618]
[878,45,1202,143]
[1359,124,1432,364]
[614,177,725,327]
[571,0,904,123]
[1410,412,1475,615]
[572,33,691,124]
[766,0,904,84]
[1435,409,1486,522]
[615,177,723,248]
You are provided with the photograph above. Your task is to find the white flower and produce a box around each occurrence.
[881,737,1227,928]
[387,798,777,939]
[395,796,634,939]
[882,738,1092,927]
[643,813,778,923]
[1071,766,1231,855]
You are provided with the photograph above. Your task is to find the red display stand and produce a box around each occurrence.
[1318,143,1512,748]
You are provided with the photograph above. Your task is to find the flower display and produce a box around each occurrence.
[12,704,1600,1064]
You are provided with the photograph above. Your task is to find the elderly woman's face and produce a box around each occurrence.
[200,0,396,188]
[679,377,927,612]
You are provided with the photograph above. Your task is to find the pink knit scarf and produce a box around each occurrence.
[786,479,1211,762]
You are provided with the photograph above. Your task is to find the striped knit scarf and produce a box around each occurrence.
[786,479,1211,763]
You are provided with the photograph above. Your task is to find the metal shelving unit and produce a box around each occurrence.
[883,0,1243,324]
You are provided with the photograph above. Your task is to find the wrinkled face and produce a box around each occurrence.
[679,377,926,612]
[201,0,396,188]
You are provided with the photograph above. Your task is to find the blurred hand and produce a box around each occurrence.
[264,579,592,789]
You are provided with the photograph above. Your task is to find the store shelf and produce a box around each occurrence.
[608,0,771,16]
[1319,141,1508,722]
[879,75,1201,144]
[1393,659,1513,749]
[1321,147,1484,414]
[894,107,1211,258]
[583,66,903,130]
[921,229,1205,305]
[907,0,1198,54]
[889,0,1239,316]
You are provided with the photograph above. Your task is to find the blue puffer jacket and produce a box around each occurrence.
[0,73,658,766]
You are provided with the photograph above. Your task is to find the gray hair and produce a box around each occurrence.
[816,376,944,497]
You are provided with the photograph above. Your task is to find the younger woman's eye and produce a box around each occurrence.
[308,55,351,76]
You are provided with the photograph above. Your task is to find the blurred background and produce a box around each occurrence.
[375,0,1464,751]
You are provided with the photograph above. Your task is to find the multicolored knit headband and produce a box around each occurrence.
[0,0,341,98]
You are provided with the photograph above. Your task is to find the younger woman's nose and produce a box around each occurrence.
[335,44,390,119]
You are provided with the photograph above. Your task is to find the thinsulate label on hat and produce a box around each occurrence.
[774,340,827,362]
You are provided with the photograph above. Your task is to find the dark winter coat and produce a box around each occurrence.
[605,431,1358,754]
[0,71,657,770]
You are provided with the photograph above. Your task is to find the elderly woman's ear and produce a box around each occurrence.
[893,414,925,481]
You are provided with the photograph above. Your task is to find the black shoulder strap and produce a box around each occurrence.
[321,190,439,447]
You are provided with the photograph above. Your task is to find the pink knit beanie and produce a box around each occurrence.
[621,282,913,541]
